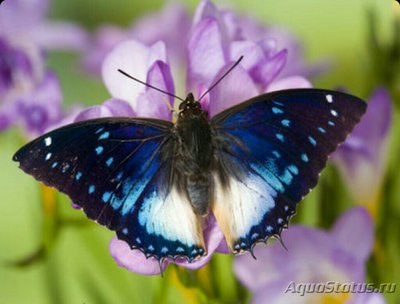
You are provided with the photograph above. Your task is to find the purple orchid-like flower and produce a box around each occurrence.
[332,88,392,215]
[0,0,87,135]
[219,9,329,80]
[0,0,88,52]
[72,0,313,275]
[0,38,63,135]
[234,207,385,304]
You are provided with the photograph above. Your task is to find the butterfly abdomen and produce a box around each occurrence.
[175,106,214,216]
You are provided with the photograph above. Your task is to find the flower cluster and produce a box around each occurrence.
[234,207,385,304]
[0,0,87,135]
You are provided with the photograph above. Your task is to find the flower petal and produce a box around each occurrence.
[0,107,13,131]
[208,64,258,116]
[0,0,49,36]
[331,207,373,263]
[74,106,113,122]
[196,83,210,113]
[16,71,63,135]
[73,99,135,122]
[187,17,227,89]
[229,40,265,71]
[266,76,312,92]
[131,3,190,63]
[83,26,129,74]
[249,49,287,88]
[193,0,220,26]
[348,87,392,153]
[234,224,363,293]
[101,40,167,108]
[70,202,81,210]
[332,88,392,204]
[352,293,387,304]
[109,237,167,275]
[30,21,89,51]
[136,61,174,120]
[175,214,224,270]
[251,278,306,304]
[234,237,293,292]
[103,98,136,117]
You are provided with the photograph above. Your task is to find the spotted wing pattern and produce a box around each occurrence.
[13,118,205,261]
[211,89,366,253]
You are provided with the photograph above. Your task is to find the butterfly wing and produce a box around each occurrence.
[210,89,366,253]
[13,118,205,261]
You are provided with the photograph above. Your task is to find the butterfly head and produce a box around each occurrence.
[178,93,206,119]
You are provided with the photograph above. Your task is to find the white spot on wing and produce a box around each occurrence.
[44,137,52,146]
[326,94,333,103]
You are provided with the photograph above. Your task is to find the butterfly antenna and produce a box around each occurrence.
[118,69,185,102]
[198,55,244,101]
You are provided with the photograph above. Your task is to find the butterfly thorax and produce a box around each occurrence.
[173,93,213,216]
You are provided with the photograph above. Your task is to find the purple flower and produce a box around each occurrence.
[332,88,392,215]
[74,0,313,275]
[83,3,191,74]
[0,38,63,135]
[219,9,329,80]
[0,0,87,135]
[0,0,88,52]
[187,0,311,116]
[100,40,174,120]
[15,71,63,135]
[234,207,385,304]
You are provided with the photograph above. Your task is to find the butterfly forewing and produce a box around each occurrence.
[211,89,366,253]
[13,118,206,261]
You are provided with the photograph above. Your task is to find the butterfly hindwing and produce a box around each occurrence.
[13,118,205,261]
[211,89,366,253]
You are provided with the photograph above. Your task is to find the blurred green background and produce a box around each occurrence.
[0,0,397,303]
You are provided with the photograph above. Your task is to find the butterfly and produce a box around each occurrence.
[13,87,366,263]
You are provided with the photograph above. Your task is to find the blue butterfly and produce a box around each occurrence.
[13,85,366,263]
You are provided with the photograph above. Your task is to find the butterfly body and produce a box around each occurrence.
[174,93,214,216]
[13,89,367,262]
